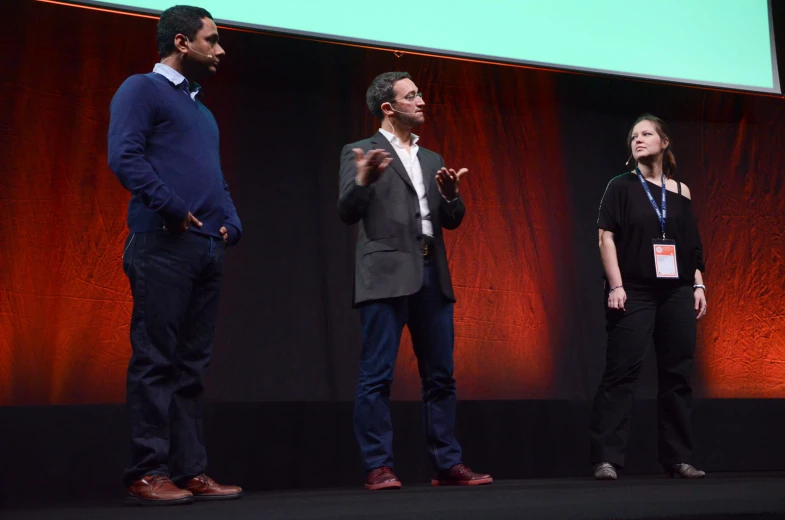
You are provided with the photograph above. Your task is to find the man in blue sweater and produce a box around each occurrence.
[108,5,242,505]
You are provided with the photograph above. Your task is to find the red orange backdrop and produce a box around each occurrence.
[1,1,784,405]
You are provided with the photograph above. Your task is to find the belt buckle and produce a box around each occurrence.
[423,242,429,256]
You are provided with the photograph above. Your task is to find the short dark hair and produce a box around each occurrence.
[157,5,213,58]
[366,72,411,119]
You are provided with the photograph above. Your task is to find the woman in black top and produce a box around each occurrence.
[590,114,707,480]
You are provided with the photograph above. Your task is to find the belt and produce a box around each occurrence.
[422,235,435,257]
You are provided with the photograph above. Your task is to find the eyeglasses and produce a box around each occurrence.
[391,92,424,103]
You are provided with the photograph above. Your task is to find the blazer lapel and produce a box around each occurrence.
[417,147,437,199]
[370,132,415,193]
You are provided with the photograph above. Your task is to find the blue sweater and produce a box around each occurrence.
[108,71,241,245]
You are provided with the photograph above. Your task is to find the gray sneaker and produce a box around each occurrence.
[593,462,618,480]
[666,463,706,479]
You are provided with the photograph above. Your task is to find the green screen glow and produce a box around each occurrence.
[69,0,779,93]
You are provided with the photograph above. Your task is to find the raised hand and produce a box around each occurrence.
[354,148,392,186]
[436,167,468,201]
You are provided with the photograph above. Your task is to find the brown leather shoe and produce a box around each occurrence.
[431,464,493,486]
[183,473,243,500]
[125,475,193,506]
[365,466,402,490]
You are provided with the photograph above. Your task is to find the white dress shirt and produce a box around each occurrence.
[378,127,433,236]
[153,63,201,101]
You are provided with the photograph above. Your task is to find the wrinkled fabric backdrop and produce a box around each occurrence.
[1,0,784,405]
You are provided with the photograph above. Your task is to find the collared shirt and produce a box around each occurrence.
[378,127,433,236]
[152,63,201,101]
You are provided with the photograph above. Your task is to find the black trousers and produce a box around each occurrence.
[122,230,225,486]
[590,283,696,467]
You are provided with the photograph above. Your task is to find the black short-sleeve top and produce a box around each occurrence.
[597,172,705,286]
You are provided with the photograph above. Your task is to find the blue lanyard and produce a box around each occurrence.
[635,168,667,239]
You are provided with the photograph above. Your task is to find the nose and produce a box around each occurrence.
[415,96,425,107]
[214,43,226,58]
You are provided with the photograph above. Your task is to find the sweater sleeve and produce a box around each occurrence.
[221,174,242,246]
[108,75,189,227]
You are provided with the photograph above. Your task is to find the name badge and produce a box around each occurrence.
[653,239,678,278]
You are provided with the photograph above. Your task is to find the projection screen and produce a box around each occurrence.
[49,0,782,94]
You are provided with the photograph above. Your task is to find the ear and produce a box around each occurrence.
[661,137,670,150]
[173,33,189,54]
[380,102,395,117]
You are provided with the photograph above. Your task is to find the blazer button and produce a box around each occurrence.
[415,212,420,217]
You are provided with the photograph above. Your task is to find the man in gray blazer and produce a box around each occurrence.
[338,71,492,490]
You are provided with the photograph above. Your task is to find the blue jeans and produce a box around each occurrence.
[122,230,225,486]
[354,257,463,473]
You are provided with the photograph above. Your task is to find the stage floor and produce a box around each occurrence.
[7,473,785,520]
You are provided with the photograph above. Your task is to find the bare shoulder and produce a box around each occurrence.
[680,182,692,199]
[666,179,691,199]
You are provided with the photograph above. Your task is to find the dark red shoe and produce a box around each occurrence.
[183,473,243,501]
[431,464,493,486]
[125,475,193,506]
[365,466,402,490]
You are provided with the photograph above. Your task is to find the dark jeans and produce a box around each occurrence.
[122,230,225,486]
[590,284,697,467]
[354,257,463,473]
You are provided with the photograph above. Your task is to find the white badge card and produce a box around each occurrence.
[653,239,679,278]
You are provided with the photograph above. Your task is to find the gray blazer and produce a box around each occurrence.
[338,132,465,306]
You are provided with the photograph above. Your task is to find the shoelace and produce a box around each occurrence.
[147,475,173,489]
[193,473,215,485]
